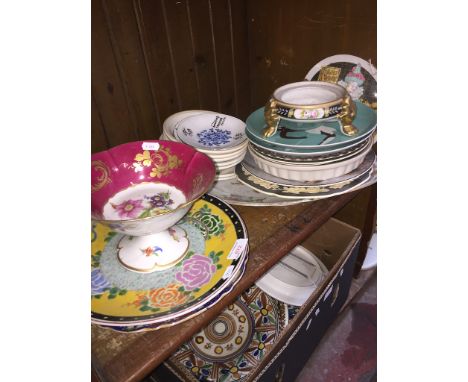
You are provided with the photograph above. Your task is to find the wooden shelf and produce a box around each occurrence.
[92,190,362,382]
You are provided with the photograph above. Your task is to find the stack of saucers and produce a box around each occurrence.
[161,110,248,181]
[236,81,377,199]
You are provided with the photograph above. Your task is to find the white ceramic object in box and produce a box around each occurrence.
[176,113,246,150]
[255,245,328,306]
[248,139,372,182]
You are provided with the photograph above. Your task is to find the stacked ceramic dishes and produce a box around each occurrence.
[160,110,248,181]
[236,80,377,199]
[91,140,249,331]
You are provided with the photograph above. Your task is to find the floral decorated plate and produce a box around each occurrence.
[165,285,288,382]
[246,101,376,150]
[163,110,217,141]
[175,113,247,150]
[235,152,376,200]
[305,54,377,110]
[91,194,248,326]
[101,252,249,333]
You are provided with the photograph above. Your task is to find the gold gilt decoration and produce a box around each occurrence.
[192,173,204,196]
[263,98,281,138]
[282,186,329,195]
[338,96,358,136]
[132,146,183,178]
[361,99,377,110]
[245,175,280,191]
[91,160,112,193]
[328,180,353,190]
[318,66,341,83]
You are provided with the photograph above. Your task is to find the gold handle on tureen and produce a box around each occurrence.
[262,98,280,138]
[337,95,358,136]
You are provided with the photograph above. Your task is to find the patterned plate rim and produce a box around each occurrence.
[91,194,248,324]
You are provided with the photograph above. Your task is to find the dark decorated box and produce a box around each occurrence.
[146,217,361,382]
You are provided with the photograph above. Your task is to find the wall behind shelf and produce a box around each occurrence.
[92,0,376,153]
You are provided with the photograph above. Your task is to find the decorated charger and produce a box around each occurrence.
[91,194,249,326]
[167,286,288,382]
[263,81,357,138]
[175,113,247,150]
[91,140,215,273]
[304,54,377,110]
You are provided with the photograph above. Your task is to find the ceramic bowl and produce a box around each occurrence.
[91,140,216,236]
[175,113,247,150]
[248,139,372,182]
[163,110,217,141]
[263,81,357,137]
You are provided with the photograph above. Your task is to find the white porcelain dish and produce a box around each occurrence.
[255,245,328,306]
[163,110,217,141]
[198,139,248,157]
[175,113,247,150]
[248,139,372,182]
[248,130,374,158]
[248,136,372,167]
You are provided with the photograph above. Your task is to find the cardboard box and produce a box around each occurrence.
[147,218,361,382]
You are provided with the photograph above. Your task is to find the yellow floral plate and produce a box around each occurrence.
[91,194,248,326]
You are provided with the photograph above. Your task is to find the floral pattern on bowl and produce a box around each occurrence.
[91,140,216,236]
[175,114,246,150]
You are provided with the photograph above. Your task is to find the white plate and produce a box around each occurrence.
[248,139,372,182]
[175,113,247,150]
[163,110,217,140]
[255,246,328,306]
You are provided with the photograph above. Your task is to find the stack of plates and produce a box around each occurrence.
[91,194,249,332]
[161,110,248,181]
[237,100,377,199]
[234,54,377,200]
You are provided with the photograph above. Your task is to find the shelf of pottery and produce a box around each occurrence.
[91,54,377,382]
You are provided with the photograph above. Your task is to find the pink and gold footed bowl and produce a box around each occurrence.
[91,140,216,273]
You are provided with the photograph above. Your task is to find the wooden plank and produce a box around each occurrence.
[227,0,251,119]
[92,0,139,147]
[101,0,161,140]
[185,0,221,112]
[91,191,360,382]
[133,0,180,126]
[160,0,201,110]
[247,0,377,108]
[209,0,236,116]
[91,93,109,153]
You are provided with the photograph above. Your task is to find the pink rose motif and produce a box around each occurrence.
[175,254,217,290]
[111,199,144,218]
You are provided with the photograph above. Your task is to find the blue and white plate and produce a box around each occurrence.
[175,113,247,150]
